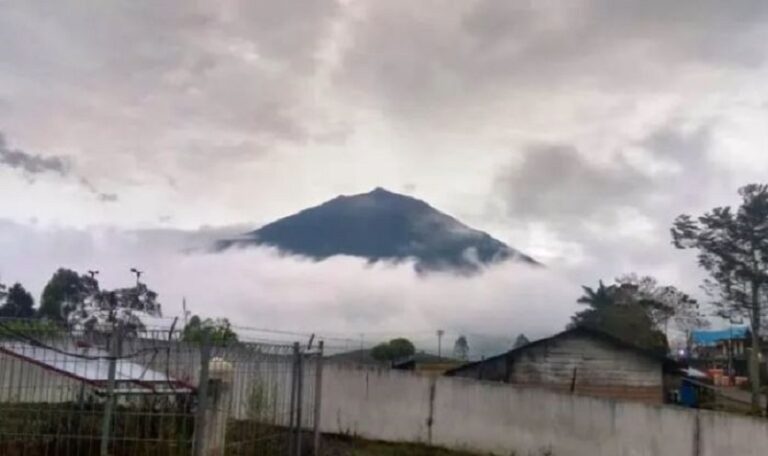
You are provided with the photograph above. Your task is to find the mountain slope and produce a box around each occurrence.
[217,188,537,272]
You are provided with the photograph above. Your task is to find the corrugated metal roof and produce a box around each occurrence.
[0,341,192,394]
[691,326,748,347]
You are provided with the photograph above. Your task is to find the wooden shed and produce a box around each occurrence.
[445,327,677,404]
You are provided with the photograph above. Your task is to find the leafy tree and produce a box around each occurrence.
[371,338,416,362]
[388,338,416,358]
[453,335,469,361]
[182,315,238,345]
[39,268,97,321]
[0,283,35,318]
[513,334,530,349]
[113,282,161,316]
[672,184,768,413]
[616,273,701,338]
[675,302,711,355]
[67,277,161,334]
[569,281,669,356]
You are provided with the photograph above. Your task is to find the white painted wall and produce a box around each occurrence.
[321,362,768,456]
[321,363,434,442]
[0,352,83,403]
[698,411,768,456]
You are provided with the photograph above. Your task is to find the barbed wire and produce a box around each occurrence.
[0,321,164,361]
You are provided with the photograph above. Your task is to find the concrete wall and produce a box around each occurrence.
[321,362,768,456]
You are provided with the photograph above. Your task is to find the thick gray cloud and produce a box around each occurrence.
[338,0,768,117]
[0,132,68,176]
[498,144,650,222]
[494,122,734,307]
[0,0,340,144]
[2,0,768,338]
[0,131,117,202]
[499,123,719,223]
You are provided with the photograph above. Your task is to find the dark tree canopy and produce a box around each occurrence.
[672,183,768,413]
[0,283,35,319]
[569,280,669,356]
[39,268,97,321]
[513,334,530,349]
[615,273,704,338]
[453,335,469,360]
[182,315,238,345]
[371,337,416,362]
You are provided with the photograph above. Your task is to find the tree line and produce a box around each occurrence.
[0,268,236,344]
[571,184,768,415]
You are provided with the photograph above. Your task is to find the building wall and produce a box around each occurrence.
[510,333,663,403]
[452,332,664,404]
[320,362,768,456]
[0,351,84,403]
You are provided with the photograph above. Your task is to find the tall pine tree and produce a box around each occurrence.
[453,335,469,360]
[672,184,768,414]
[0,283,35,318]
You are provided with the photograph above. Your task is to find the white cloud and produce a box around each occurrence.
[0,221,579,355]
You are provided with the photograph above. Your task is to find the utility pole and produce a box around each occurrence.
[182,297,189,327]
[728,317,744,385]
[87,270,99,279]
[129,267,143,286]
[437,329,444,359]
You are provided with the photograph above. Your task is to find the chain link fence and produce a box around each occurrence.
[0,319,323,456]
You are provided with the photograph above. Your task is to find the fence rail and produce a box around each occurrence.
[0,320,323,456]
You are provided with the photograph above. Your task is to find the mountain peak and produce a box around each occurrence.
[217,189,537,272]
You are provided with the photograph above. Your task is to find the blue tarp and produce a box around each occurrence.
[680,379,699,408]
[691,326,748,347]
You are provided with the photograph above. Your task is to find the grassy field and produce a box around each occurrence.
[0,403,485,456]
[321,435,487,456]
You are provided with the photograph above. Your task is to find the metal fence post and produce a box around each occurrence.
[100,323,122,456]
[313,341,324,456]
[295,343,304,456]
[193,335,211,456]
[288,342,300,456]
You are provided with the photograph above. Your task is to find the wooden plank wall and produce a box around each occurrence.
[453,332,664,403]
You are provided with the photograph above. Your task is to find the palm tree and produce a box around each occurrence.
[576,281,614,309]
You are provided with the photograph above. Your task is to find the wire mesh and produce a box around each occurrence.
[0,319,322,456]
[216,342,322,456]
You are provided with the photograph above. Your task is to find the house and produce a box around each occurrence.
[690,326,749,362]
[685,325,768,389]
[390,353,463,376]
[327,348,461,376]
[445,327,678,404]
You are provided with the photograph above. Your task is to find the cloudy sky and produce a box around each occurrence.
[2,1,768,351]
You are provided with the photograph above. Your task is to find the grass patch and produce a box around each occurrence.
[322,434,488,456]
